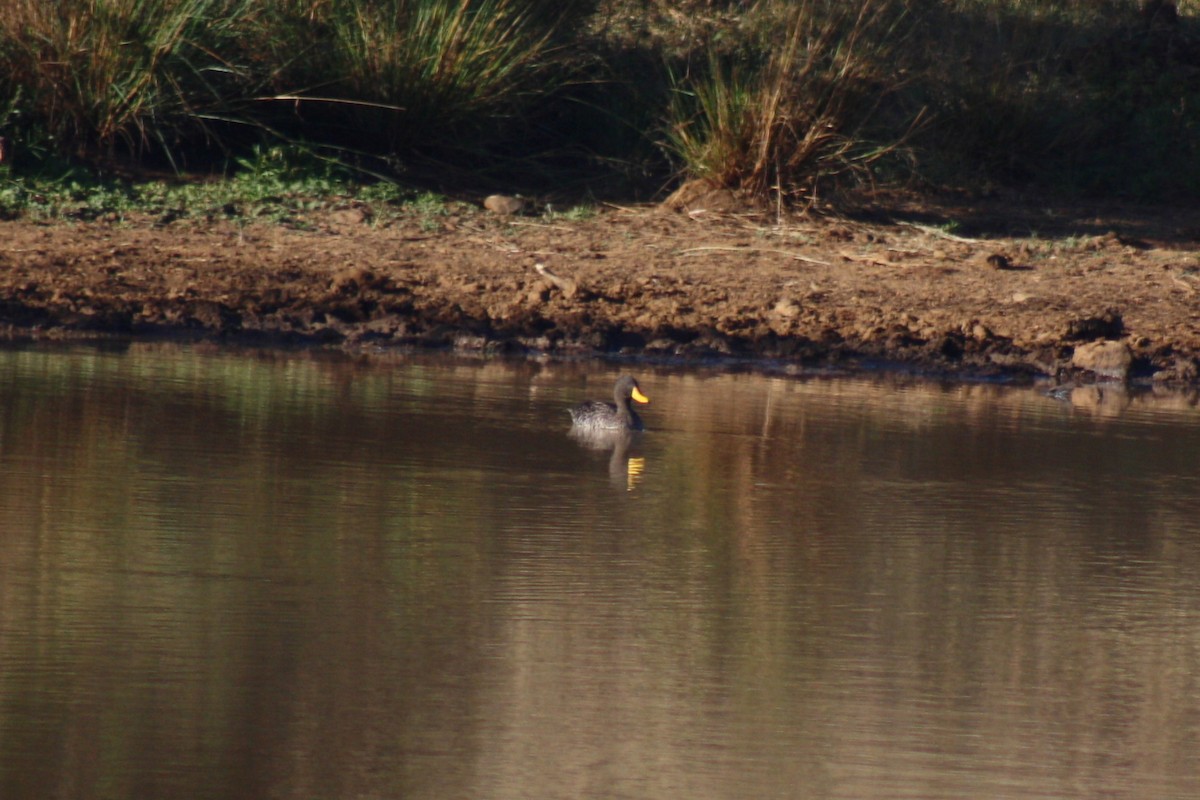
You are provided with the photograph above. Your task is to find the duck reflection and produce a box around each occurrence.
[569,427,647,491]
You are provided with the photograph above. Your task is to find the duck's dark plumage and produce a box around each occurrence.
[569,375,650,431]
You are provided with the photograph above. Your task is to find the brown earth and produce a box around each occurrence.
[2,191,1200,385]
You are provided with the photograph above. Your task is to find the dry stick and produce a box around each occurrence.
[256,95,406,111]
[680,245,831,266]
[600,201,644,214]
[534,263,580,298]
[459,231,521,253]
[1170,274,1198,294]
[898,221,981,243]
[838,251,893,267]
[775,149,784,226]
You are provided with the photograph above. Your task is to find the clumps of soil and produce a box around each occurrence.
[2,196,1200,385]
[1064,308,1124,341]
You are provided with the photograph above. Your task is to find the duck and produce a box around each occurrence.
[569,375,650,431]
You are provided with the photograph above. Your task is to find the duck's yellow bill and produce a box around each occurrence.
[631,387,650,404]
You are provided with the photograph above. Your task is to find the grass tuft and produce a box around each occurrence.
[264,0,575,156]
[662,0,918,206]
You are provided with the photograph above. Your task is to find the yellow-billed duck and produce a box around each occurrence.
[569,375,650,431]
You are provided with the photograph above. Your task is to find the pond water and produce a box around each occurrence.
[1,345,1199,800]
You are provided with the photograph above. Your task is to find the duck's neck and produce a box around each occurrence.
[620,399,642,429]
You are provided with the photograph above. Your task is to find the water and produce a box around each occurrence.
[1,345,1199,799]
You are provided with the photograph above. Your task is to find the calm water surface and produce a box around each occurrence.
[1,345,1199,799]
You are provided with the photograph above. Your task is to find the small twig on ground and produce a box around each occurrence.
[838,251,893,267]
[600,202,645,214]
[535,262,580,298]
[898,221,981,243]
[1170,274,1197,294]
[461,234,521,254]
[679,245,831,266]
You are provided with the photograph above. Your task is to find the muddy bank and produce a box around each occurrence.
[2,198,1199,384]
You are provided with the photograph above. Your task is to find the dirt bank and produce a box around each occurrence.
[2,195,1199,384]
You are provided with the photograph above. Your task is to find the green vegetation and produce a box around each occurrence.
[0,144,432,224]
[544,203,597,222]
[0,0,1198,207]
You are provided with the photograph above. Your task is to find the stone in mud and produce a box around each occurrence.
[772,297,801,318]
[331,267,377,293]
[768,297,801,335]
[661,179,739,214]
[327,207,371,227]
[1071,340,1133,381]
[483,195,526,215]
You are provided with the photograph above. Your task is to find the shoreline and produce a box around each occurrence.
[2,199,1198,387]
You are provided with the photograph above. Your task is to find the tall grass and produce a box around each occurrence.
[661,0,1200,202]
[663,0,915,204]
[0,0,254,166]
[254,0,580,159]
[0,0,1198,201]
[0,0,576,169]
[329,0,554,119]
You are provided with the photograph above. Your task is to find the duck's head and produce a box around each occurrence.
[617,375,649,404]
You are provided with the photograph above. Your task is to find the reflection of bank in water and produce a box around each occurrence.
[1045,383,1135,419]
[569,427,646,491]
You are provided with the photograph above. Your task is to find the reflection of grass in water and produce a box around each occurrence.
[0,344,449,520]
[0,347,478,686]
[0,345,434,421]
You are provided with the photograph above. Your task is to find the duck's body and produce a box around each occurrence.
[569,375,650,431]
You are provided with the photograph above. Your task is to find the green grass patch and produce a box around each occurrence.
[0,144,432,224]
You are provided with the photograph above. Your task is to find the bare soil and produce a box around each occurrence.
[2,193,1199,384]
